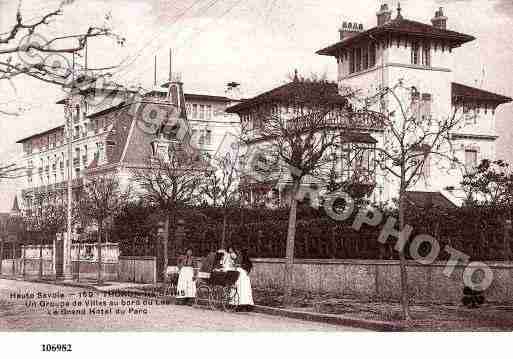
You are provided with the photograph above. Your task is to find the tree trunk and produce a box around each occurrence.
[221,210,228,249]
[398,190,411,321]
[39,236,43,278]
[0,240,4,275]
[283,182,299,307]
[77,241,81,282]
[97,222,103,284]
[163,215,169,279]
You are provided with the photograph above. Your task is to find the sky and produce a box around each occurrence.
[0,0,512,210]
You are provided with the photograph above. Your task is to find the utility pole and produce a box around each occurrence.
[60,52,76,281]
[169,49,172,82]
[154,55,157,87]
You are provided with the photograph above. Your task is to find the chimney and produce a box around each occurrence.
[338,21,364,40]
[376,3,392,26]
[167,73,186,119]
[431,7,447,29]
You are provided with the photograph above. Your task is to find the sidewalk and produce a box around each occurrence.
[5,274,510,331]
[0,274,155,293]
[0,274,397,331]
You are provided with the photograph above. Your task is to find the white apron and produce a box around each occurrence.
[235,267,254,306]
[176,266,196,299]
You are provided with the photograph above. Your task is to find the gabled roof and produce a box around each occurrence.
[452,82,512,106]
[87,101,128,119]
[86,107,134,171]
[226,80,346,113]
[405,191,457,209]
[16,125,64,144]
[317,17,475,56]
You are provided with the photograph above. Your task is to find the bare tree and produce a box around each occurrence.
[0,1,124,114]
[243,76,381,305]
[199,145,241,248]
[78,175,130,284]
[362,80,465,320]
[23,191,67,277]
[132,150,207,274]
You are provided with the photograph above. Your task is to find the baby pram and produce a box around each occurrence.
[195,252,240,311]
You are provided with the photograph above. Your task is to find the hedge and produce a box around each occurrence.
[111,203,513,261]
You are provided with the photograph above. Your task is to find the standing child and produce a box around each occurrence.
[176,248,196,305]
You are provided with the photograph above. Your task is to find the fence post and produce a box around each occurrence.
[12,242,15,276]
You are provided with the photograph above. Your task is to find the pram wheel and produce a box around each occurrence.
[222,286,239,312]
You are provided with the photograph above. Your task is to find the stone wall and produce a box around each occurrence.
[251,259,513,304]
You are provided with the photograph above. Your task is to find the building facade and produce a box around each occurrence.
[15,78,240,215]
[228,4,512,207]
[317,4,512,204]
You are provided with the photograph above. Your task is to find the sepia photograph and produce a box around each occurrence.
[0,0,512,355]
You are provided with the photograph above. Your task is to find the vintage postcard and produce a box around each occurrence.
[0,0,512,355]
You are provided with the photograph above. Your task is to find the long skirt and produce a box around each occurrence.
[235,268,254,306]
[176,266,196,299]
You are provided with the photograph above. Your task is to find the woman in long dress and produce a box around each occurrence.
[176,248,196,305]
[222,247,237,271]
[235,249,254,312]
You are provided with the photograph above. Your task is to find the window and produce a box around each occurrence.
[205,130,212,145]
[355,48,362,72]
[369,44,376,67]
[421,93,432,120]
[23,141,32,154]
[206,105,212,120]
[192,104,198,118]
[362,47,369,70]
[422,43,431,67]
[411,42,420,65]
[465,149,478,171]
[349,50,355,74]
[199,105,205,119]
